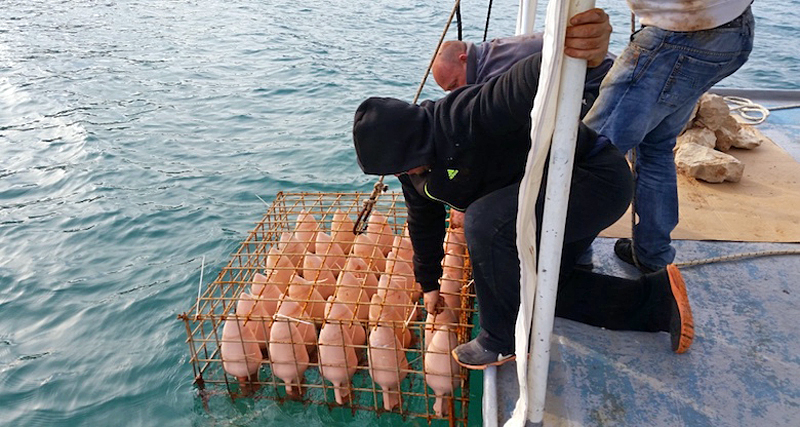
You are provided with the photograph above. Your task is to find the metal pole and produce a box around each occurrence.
[526,0,593,423]
[516,0,538,35]
[483,366,499,427]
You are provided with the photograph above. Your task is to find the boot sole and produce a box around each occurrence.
[667,264,694,353]
[451,350,516,370]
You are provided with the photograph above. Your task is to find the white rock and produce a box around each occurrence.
[732,124,763,150]
[695,93,730,131]
[675,143,744,183]
[713,114,740,152]
[676,127,716,151]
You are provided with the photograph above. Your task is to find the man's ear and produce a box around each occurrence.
[458,53,467,63]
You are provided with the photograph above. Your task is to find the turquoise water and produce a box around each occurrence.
[1,1,798,426]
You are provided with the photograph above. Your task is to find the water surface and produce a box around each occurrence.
[1,1,798,425]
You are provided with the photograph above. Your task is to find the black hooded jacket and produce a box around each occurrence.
[353,53,605,292]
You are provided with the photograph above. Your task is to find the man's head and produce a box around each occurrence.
[353,97,435,176]
[432,40,468,92]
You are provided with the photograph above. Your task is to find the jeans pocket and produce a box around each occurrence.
[658,54,733,108]
[630,46,653,84]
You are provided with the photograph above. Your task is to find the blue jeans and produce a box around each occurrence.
[583,7,755,269]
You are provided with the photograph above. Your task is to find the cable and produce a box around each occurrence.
[456,3,463,41]
[482,0,494,42]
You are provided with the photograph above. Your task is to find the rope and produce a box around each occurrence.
[354,0,462,233]
[411,0,462,104]
[724,95,800,124]
[195,255,205,320]
[630,12,636,34]
[627,149,643,270]
[770,102,800,111]
[353,179,388,234]
[723,95,770,124]
[675,248,800,268]
[482,0,494,42]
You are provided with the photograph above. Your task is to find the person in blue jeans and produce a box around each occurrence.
[584,3,755,273]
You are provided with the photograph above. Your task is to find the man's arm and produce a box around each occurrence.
[472,53,543,135]
[398,175,446,293]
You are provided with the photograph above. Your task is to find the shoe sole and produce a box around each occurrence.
[667,264,694,353]
[451,350,516,370]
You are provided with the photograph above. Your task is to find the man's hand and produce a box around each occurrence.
[565,8,612,68]
[424,289,445,315]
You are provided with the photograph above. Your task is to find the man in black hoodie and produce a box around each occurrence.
[353,9,694,369]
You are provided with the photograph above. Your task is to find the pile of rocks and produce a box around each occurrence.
[674,93,763,183]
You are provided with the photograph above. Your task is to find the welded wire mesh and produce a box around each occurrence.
[179,191,476,426]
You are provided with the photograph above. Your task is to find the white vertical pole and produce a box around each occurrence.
[526,0,593,423]
[516,0,538,35]
[492,2,538,424]
[483,365,499,427]
[508,0,570,423]
[489,4,542,426]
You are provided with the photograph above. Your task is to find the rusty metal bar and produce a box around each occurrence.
[180,192,474,424]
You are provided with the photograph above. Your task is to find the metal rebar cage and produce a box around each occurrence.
[179,191,476,425]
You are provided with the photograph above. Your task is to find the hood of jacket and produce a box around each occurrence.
[352,97,435,176]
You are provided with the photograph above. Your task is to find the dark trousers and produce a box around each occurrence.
[463,143,669,354]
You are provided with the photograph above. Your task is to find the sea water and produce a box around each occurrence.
[1,1,798,426]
